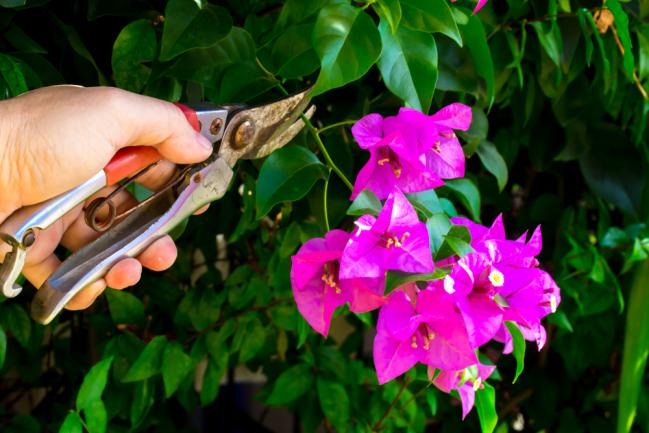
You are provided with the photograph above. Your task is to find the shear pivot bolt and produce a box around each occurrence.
[234,119,255,149]
[23,230,36,247]
[210,118,223,136]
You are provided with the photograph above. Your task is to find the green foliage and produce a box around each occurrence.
[1,0,649,432]
[504,321,526,384]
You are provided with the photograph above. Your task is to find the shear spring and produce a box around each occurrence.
[84,163,193,232]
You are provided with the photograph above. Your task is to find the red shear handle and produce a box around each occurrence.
[103,103,200,185]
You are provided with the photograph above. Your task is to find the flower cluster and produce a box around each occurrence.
[290,104,561,419]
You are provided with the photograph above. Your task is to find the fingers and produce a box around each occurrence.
[108,88,213,164]
[137,236,177,272]
[105,258,142,290]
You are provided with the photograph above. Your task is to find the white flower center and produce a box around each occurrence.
[353,220,372,236]
[550,294,557,313]
[443,276,456,294]
[488,269,504,287]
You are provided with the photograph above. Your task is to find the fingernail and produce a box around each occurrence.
[196,132,213,153]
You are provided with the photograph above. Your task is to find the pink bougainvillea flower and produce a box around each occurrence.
[431,362,496,419]
[351,115,443,200]
[350,104,471,200]
[340,189,435,281]
[432,253,505,348]
[384,105,471,180]
[374,286,478,384]
[449,215,561,350]
[451,215,540,268]
[473,0,489,13]
[291,230,384,336]
[494,267,561,351]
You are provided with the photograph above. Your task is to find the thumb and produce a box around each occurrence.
[109,89,213,164]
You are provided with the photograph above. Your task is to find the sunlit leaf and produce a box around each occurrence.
[76,357,114,411]
[310,3,381,96]
[160,0,232,61]
[112,19,156,92]
[400,0,461,47]
[377,19,437,112]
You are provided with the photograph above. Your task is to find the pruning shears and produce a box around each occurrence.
[0,89,314,325]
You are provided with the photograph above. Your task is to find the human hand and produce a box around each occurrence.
[0,85,212,309]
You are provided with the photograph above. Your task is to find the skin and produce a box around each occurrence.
[0,85,213,310]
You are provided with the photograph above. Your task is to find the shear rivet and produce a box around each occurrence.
[23,230,36,247]
[210,118,223,136]
[234,119,255,149]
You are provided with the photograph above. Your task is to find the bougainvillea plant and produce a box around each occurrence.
[291,104,561,421]
[3,0,649,432]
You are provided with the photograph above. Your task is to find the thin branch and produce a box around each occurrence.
[317,120,357,134]
[372,376,413,431]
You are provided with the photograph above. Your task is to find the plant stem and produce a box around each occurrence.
[303,116,354,191]
[323,169,331,231]
[317,119,357,135]
[268,75,355,192]
[373,376,413,431]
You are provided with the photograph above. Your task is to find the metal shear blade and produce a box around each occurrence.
[30,90,314,324]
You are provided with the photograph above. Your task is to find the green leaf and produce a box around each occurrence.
[377,19,438,112]
[58,412,82,433]
[123,336,167,382]
[266,364,313,405]
[310,4,381,96]
[162,341,192,398]
[576,9,594,65]
[476,140,508,191]
[461,14,494,107]
[239,318,266,363]
[3,24,47,54]
[435,224,474,260]
[53,17,107,85]
[317,378,350,432]
[623,238,649,273]
[0,0,26,7]
[443,178,481,222]
[160,0,233,61]
[475,382,498,433]
[347,190,382,216]
[0,53,27,97]
[131,379,154,429]
[198,356,223,406]
[0,303,31,348]
[426,389,438,416]
[385,269,450,293]
[374,0,401,34]
[531,21,563,67]
[105,288,145,326]
[76,357,114,411]
[0,326,6,369]
[426,212,452,254]
[83,400,107,433]
[271,23,319,79]
[618,260,649,433]
[606,0,634,80]
[112,19,156,92]
[547,310,574,332]
[256,146,328,218]
[165,26,255,87]
[400,0,461,47]
[638,27,649,82]
[504,321,526,383]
